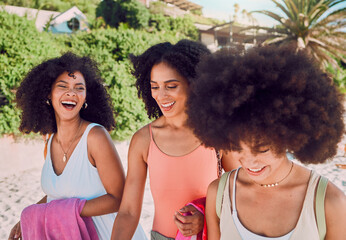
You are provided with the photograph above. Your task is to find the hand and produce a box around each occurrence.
[8,221,21,240]
[174,205,204,237]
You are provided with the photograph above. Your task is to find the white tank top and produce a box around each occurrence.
[220,168,321,240]
[41,123,147,240]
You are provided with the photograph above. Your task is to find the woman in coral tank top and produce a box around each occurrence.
[111,40,239,240]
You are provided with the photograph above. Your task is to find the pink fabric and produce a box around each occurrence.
[20,198,99,240]
[175,197,207,240]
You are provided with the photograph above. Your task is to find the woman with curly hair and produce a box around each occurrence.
[112,39,239,240]
[187,46,346,239]
[9,52,147,240]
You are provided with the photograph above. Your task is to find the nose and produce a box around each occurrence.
[238,152,257,165]
[157,88,167,101]
[66,88,76,96]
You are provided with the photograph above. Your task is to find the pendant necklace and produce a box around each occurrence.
[57,120,82,162]
[258,161,294,188]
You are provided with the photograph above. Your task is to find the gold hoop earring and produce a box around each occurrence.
[84,102,88,109]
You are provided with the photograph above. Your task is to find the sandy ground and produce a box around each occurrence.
[0,135,345,239]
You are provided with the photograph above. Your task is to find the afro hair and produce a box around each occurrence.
[187,45,344,164]
[16,52,116,134]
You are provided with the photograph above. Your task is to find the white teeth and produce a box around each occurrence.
[161,101,175,108]
[249,167,263,172]
[61,101,76,106]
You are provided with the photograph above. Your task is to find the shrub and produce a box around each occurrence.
[0,11,185,140]
[96,0,150,29]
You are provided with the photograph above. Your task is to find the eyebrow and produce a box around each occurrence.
[253,142,270,148]
[150,79,180,84]
[56,80,85,86]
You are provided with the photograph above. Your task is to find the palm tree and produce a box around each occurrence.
[251,0,345,69]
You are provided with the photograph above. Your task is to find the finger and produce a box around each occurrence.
[181,228,194,237]
[182,204,199,213]
[174,219,194,236]
[174,215,193,230]
[175,211,195,223]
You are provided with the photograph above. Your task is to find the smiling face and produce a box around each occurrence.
[150,62,189,118]
[49,71,86,121]
[230,141,290,185]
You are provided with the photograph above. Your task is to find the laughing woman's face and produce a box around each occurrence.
[49,71,86,121]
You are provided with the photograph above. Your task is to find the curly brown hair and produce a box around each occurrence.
[130,39,210,119]
[16,52,116,134]
[187,45,344,164]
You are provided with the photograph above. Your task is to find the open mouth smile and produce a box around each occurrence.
[61,100,77,110]
[161,101,175,111]
[246,166,266,175]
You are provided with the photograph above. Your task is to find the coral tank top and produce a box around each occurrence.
[147,124,218,238]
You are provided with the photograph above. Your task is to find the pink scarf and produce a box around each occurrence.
[21,198,99,240]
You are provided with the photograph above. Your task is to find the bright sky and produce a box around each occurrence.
[191,0,346,27]
[191,0,279,26]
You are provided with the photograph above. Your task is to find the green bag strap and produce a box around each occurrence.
[216,171,231,218]
[315,176,328,240]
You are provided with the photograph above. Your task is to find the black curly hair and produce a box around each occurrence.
[130,39,211,119]
[16,52,116,134]
[187,45,344,164]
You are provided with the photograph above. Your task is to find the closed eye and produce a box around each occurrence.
[258,148,270,153]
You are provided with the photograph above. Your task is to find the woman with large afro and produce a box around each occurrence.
[187,45,345,239]
[9,52,147,240]
[112,39,239,240]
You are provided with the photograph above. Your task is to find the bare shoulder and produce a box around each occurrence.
[128,123,151,163]
[325,181,346,210]
[324,180,346,239]
[130,124,150,149]
[208,178,220,193]
[88,124,110,141]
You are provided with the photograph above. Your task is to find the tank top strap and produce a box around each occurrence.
[300,170,320,210]
[148,123,153,140]
[232,167,241,212]
[83,123,101,138]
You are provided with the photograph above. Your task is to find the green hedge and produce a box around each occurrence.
[0,11,183,140]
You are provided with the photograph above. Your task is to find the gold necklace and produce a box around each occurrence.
[258,161,294,188]
[57,120,82,162]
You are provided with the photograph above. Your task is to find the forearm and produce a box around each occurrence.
[111,211,141,240]
[80,193,121,217]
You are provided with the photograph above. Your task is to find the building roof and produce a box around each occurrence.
[1,5,59,31]
[161,0,202,11]
[50,6,86,26]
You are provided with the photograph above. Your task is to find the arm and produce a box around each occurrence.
[205,179,221,240]
[8,196,47,240]
[324,182,346,240]
[80,126,125,217]
[111,126,149,240]
[221,150,240,172]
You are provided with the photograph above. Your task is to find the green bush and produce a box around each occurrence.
[149,14,199,40]
[96,0,150,29]
[0,11,64,135]
[0,10,185,140]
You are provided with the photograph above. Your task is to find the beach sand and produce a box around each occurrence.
[0,135,345,239]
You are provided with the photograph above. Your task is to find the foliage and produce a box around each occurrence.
[250,0,346,70]
[326,62,346,93]
[0,11,64,135]
[149,14,199,40]
[96,0,150,29]
[0,10,186,140]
